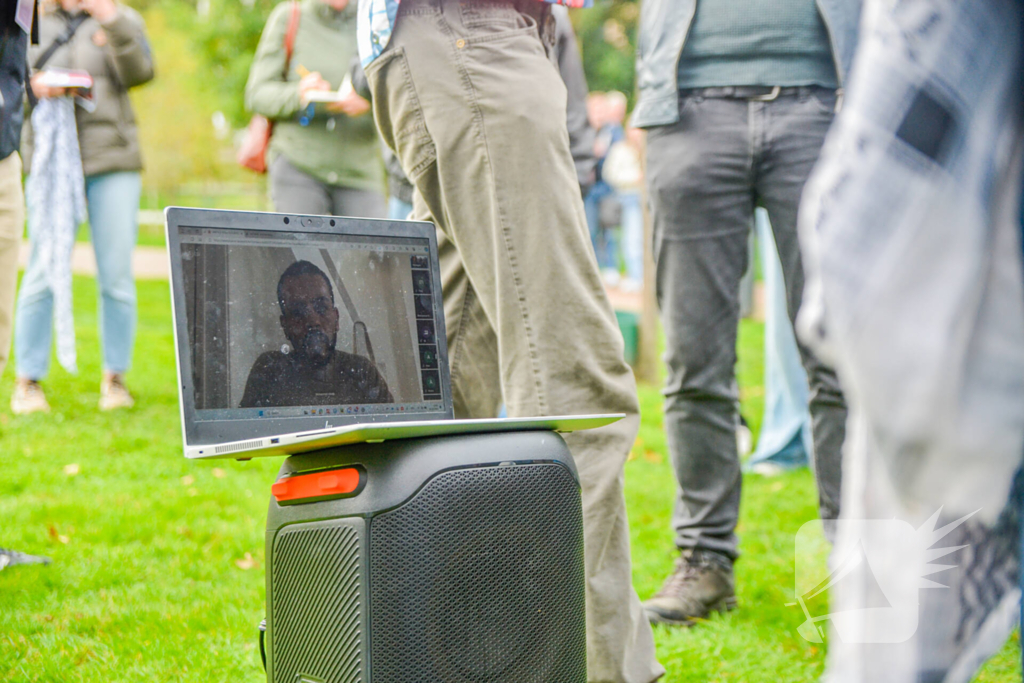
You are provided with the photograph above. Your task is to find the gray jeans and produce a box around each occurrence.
[269,154,386,218]
[646,90,847,560]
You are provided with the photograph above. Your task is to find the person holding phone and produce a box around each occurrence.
[12,0,154,414]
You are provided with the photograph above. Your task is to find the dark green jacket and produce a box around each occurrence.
[245,0,382,192]
[24,5,154,176]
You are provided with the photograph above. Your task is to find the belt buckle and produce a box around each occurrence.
[749,86,781,102]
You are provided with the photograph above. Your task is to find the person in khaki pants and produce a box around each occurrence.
[0,5,30,382]
[357,1,663,681]
[0,151,22,383]
[0,0,52,572]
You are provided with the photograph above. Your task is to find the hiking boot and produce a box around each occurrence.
[643,549,737,626]
[99,372,134,411]
[11,378,50,415]
[0,548,51,571]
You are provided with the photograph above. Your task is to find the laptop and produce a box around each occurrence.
[165,207,622,460]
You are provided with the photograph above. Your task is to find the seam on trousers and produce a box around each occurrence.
[443,12,548,414]
[395,55,438,179]
[447,280,474,400]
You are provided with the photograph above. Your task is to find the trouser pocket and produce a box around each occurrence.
[364,47,437,182]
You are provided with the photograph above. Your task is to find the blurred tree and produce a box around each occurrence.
[186,0,277,127]
[131,4,227,191]
[571,0,640,103]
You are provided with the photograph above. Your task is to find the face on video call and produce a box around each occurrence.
[239,261,394,409]
[279,265,340,367]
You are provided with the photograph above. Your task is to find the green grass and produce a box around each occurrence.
[0,275,1019,682]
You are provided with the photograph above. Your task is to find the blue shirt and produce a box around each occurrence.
[358,0,591,67]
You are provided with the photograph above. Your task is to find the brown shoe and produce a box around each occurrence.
[643,550,737,626]
[99,372,134,411]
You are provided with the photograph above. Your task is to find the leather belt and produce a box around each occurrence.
[678,85,831,101]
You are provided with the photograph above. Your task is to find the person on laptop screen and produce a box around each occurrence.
[240,260,393,408]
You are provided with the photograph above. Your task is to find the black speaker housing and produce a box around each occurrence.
[265,431,587,683]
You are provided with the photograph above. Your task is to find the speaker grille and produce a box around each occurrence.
[271,523,363,683]
[370,464,586,683]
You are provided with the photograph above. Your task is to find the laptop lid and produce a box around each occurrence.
[166,207,454,448]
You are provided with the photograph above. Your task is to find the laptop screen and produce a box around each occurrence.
[167,209,452,446]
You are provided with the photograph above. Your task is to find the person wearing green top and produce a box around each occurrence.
[246,0,384,218]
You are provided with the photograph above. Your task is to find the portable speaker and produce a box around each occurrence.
[264,431,587,683]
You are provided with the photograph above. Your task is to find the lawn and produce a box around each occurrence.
[0,275,1019,682]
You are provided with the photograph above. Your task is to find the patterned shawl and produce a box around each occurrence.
[26,97,87,374]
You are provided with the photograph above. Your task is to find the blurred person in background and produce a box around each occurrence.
[382,144,413,220]
[246,0,384,218]
[551,4,597,199]
[797,0,1024,678]
[12,0,153,414]
[745,208,813,475]
[633,0,859,625]
[0,0,51,571]
[584,90,624,283]
[602,126,644,291]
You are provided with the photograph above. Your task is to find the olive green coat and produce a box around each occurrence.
[245,0,382,192]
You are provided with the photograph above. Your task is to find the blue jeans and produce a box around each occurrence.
[619,190,643,282]
[15,171,141,379]
[746,208,812,470]
[583,181,618,271]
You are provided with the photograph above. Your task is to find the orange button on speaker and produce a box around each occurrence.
[272,467,361,503]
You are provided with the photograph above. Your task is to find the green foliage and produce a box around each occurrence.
[132,4,225,192]
[572,0,640,101]
[126,2,271,195]
[187,0,281,128]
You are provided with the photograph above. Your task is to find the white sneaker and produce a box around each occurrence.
[736,423,753,458]
[11,379,50,415]
[749,462,786,477]
[99,372,134,411]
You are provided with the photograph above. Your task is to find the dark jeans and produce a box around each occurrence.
[269,155,386,218]
[646,89,848,560]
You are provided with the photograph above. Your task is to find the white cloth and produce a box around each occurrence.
[26,97,87,374]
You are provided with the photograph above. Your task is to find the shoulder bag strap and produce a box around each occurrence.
[27,11,89,108]
[283,0,301,77]
[33,11,89,71]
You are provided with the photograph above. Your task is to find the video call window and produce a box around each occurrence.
[179,229,444,419]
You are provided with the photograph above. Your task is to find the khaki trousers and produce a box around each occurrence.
[0,152,24,376]
[364,1,662,681]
